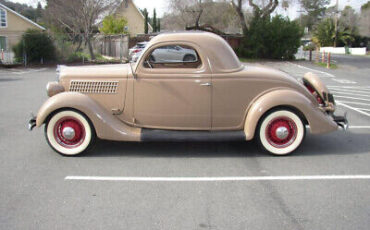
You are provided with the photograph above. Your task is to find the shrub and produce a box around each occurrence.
[303,43,316,51]
[13,29,56,63]
[66,52,90,63]
[236,16,303,59]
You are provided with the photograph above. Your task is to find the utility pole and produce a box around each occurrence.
[333,0,339,47]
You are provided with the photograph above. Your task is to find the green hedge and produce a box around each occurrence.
[236,16,303,60]
[13,29,56,63]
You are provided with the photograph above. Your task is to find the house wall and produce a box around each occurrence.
[115,0,152,36]
[0,7,43,51]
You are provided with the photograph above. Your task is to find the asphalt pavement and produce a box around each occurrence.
[0,55,369,230]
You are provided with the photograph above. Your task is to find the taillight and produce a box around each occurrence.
[304,83,324,105]
[133,49,140,53]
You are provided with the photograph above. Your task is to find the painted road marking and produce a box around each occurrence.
[328,86,370,91]
[348,126,370,129]
[335,96,370,102]
[331,91,370,98]
[336,101,370,106]
[65,175,370,182]
[329,88,370,95]
[288,62,335,78]
[331,79,357,84]
[337,102,370,117]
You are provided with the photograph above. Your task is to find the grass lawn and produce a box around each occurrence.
[315,62,338,69]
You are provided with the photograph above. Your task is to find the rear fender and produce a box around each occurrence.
[244,89,338,140]
[36,92,141,141]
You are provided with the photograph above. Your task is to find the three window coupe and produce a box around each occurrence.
[28,32,347,156]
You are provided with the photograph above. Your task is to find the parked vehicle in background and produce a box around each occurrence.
[129,42,147,62]
[150,45,198,63]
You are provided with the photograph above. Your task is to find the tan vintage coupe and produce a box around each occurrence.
[28,32,347,156]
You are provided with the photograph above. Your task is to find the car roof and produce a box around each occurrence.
[145,31,242,73]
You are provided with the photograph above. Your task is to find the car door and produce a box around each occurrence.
[133,44,212,130]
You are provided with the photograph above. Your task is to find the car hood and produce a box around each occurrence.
[59,64,129,80]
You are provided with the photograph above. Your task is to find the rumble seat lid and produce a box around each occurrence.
[303,72,329,98]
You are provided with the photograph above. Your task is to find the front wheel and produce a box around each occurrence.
[257,110,305,155]
[45,110,95,156]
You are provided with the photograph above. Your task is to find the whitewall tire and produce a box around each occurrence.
[45,110,95,156]
[257,110,305,155]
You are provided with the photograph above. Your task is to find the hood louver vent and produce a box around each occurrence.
[69,80,118,94]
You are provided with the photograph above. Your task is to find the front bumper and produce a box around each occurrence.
[28,113,36,131]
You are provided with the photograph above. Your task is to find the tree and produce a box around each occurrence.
[99,15,128,35]
[230,0,279,36]
[152,8,157,32]
[0,0,44,22]
[313,18,335,46]
[338,6,358,46]
[157,18,161,32]
[36,2,42,22]
[358,1,370,37]
[313,17,355,47]
[44,0,121,60]
[164,0,242,34]
[298,0,330,31]
[143,8,149,34]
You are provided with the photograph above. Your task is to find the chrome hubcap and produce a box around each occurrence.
[62,127,75,140]
[275,126,289,140]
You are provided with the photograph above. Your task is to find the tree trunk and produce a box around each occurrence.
[86,37,95,60]
[232,0,248,36]
[75,38,83,52]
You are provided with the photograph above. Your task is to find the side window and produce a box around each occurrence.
[0,8,6,28]
[144,45,201,69]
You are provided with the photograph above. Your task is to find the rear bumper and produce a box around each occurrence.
[28,114,36,131]
[333,113,348,131]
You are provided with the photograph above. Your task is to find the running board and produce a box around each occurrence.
[141,129,245,142]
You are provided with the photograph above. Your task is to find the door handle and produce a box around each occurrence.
[200,82,212,86]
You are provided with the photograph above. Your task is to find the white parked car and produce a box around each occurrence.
[150,45,198,63]
[129,42,148,62]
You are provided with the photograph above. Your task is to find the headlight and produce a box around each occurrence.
[46,81,65,97]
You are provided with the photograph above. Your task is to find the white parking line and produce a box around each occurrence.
[330,89,370,95]
[287,62,335,78]
[335,96,370,102]
[331,91,370,98]
[337,101,370,106]
[337,102,370,117]
[331,79,357,84]
[328,86,370,91]
[65,175,370,182]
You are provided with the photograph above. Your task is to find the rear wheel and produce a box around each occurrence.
[45,110,95,156]
[257,110,305,155]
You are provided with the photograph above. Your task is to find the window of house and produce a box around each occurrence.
[0,36,7,50]
[144,45,201,69]
[0,8,7,27]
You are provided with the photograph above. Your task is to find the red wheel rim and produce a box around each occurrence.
[265,116,297,148]
[53,116,85,148]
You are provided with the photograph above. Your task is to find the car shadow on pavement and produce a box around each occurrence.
[85,131,370,158]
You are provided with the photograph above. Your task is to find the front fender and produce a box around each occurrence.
[36,92,141,142]
[244,89,338,140]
